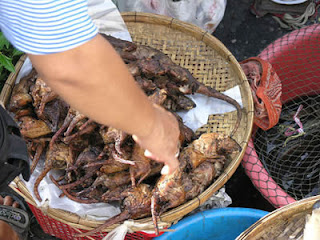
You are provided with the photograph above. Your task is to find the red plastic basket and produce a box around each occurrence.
[242,24,320,208]
[27,203,155,240]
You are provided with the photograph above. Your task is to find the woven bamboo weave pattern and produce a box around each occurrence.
[237,195,320,240]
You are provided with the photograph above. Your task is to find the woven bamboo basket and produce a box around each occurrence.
[237,195,320,240]
[1,12,254,239]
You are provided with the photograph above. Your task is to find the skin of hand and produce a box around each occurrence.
[0,221,19,240]
[0,196,20,240]
[28,34,180,174]
[133,104,180,174]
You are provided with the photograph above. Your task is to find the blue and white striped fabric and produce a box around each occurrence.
[0,0,98,55]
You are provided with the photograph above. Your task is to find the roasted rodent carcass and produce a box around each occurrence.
[8,69,37,115]
[76,184,153,237]
[181,132,241,170]
[102,35,242,137]
[151,132,240,234]
[34,141,74,201]
[30,77,58,119]
[19,116,52,139]
[74,132,240,236]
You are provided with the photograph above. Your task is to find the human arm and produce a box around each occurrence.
[0,0,179,173]
[28,34,179,173]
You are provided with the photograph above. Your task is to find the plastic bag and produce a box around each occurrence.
[113,0,227,33]
[88,0,132,41]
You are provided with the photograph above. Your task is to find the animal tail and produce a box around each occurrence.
[34,167,51,202]
[75,210,130,237]
[196,84,242,137]
[59,171,96,190]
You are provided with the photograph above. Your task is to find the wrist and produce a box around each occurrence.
[134,104,165,144]
[135,104,159,140]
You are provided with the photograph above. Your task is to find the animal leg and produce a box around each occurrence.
[30,141,46,174]
[59,170,97,190]
[130,168,136,188]
[114,131,127,155]
[34,167,51,202]
[137,169,151,186]
[38,92,58,116]
[76,186,94,197]
[63,124,96,144]
[83,160,112,168]
[97,145,109,160]
[64,114,86,136]
[55,174,66,183]
[79,119,94,131]
[151,195,160,236]
[50,114,73,148]
[50,175,99,204]
[112,151,135,166]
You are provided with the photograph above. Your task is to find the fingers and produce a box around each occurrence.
[0,195,19,208]
[144,148,179,175]
[144,149,154,158]
[161,165,170,175]
[12,202,20,208]
[132,134,139,144]
[3,196,13,206]
[132,105,180,175]
[162,157,179,175]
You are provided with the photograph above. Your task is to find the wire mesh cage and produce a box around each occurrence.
[242,23,320,208]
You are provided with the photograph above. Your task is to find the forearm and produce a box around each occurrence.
[28,34,156,138]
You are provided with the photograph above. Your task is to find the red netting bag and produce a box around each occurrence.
[242,23,320,208]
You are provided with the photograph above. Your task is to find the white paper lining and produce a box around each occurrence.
[176,87,243,132]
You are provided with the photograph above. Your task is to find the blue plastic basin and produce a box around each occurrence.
[154,207,268,240]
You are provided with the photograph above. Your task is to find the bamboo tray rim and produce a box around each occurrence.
[3,12,253,233]
[236,195,320,239]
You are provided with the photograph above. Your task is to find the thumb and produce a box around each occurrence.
[161,157,179,175]
[144,149,155,159]
[161,165,170,175]
[132,134,140,144]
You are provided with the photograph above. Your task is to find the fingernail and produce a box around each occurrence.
[144,149,153,157]
[132,135,138,142]
[161,165,169,175]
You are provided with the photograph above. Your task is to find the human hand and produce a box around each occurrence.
[132,104,180,175]
[0,195,20,240]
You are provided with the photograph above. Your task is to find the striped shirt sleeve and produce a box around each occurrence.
[0,0,98,55]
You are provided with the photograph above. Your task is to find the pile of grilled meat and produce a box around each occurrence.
[8,35,241,236]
